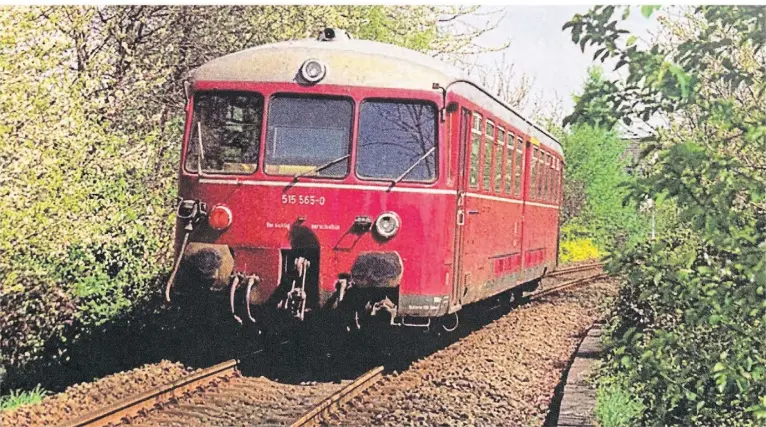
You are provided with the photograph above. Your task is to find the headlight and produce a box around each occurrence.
[300,59,327,84]
[374,212,401,239]
[208,204,232,231]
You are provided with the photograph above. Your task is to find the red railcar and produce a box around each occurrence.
[167,28,563,332]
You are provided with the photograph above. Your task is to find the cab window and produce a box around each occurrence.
[357,100,437,182]
[185,91,263,174]
[264,95,353,177]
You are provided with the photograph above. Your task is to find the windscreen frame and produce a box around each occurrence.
[355,97,439,184]
[183,90,265,176]
[263,93,355,179]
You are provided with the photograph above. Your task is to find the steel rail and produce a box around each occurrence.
[61,358,240,427]
[290,366,385,427]
[60,343,382,427]
[546,262,604,278]
[531,273,608,301]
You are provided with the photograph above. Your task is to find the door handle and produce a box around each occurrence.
[457,210,465,225]
[467,209,480,215]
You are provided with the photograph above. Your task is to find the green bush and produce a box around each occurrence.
[557,104,649,254]
[600,229,766,426]
[559,238,601,263]
[563,6,766,425]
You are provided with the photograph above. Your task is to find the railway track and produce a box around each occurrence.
[62,359,241,427]
[545,261,604,278]
[60,267,607,427]
[533,271,608,300]
[61,347,384,427]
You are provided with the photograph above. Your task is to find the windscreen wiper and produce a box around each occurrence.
[389,146,436,188]
[196,121,205,175]
[293,154,351,180]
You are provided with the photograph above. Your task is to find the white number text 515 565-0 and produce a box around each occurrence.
[281,194,326,205]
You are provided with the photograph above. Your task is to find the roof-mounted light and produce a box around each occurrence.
[300,58,327,84]
[317,28,351,42]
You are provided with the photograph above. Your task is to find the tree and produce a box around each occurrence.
[470,53,536,110]
[554,66,647,259]
[564,6,766,425]
[559,123,642,251]
[0,5,506,381]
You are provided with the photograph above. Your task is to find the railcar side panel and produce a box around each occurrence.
[448,95,562,305]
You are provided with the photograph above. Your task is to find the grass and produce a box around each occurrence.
[595,383,644,427]
[0,385,47,412]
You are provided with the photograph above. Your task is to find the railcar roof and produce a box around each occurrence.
[190,38,562,155]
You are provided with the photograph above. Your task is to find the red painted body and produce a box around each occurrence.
[172,38,563,325]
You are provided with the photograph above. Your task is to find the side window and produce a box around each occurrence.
[537,150,545,200]
[505,133,514,195]
[529,147,537,199]
[543,153,550,201]
[495,127,505,193]
[551,158,558,203]
[469,113,481,188]
[539,151,546,200]
[540,153,551,200]
[550,156,556,202]
[483,120,494,190]
[556,160,564,205]
[514,137,524,197]
[553,159,561,204]
[537,148,546,200]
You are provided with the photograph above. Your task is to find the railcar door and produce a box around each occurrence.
[449,108,471,312]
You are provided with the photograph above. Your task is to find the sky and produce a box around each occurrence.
[463,6,661,118]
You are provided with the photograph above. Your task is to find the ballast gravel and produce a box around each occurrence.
[329,279,617,426]
[1,360,194,427]
[2,265,613,427]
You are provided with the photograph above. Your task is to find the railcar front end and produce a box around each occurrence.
[166,36,456,332]
[165,28,564,335]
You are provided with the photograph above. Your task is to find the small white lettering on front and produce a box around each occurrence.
[265,222,290,229]
[310,223,340,231]
[265,222,340,231]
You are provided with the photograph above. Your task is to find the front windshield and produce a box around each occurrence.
[264,95,353,177]
[184,91,263,174]
[356,100,437,182]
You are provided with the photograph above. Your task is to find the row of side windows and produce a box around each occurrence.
[469,113,525,198]
[529,146,562,203]
[468,112,562,204]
